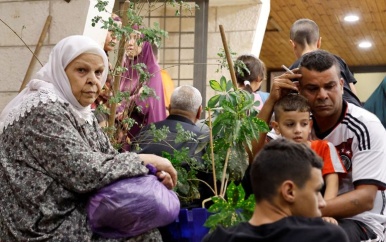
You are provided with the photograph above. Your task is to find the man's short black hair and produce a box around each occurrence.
[300,49,341,75]
[250,138,323,203]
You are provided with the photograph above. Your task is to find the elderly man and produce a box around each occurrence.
[134,85,210,208]
[204,139,348,242]
[135,85,207,159]
[255,50,386,241]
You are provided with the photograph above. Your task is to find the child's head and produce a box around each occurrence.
[272,94,312,143]
[235,55,266,93]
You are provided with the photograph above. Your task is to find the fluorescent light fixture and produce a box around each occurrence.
[358,41,372,48]
[344,15,359,22]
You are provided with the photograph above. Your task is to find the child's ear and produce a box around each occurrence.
[308,119,313,134]
[271,121,280,135]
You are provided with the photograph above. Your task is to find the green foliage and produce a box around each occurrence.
[141,22,168,47]
[204,182,255,231]
[234,59,249,78]
[206,78,269,181]
[216,47,237,73]
[135,123,207,204]
[163,148,203,203]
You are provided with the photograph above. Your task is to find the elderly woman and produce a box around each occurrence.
[0,35,176,241]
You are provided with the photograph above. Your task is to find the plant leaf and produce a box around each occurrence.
[207,94,220,108]
[220,76,227,91]
[209,79,223,92]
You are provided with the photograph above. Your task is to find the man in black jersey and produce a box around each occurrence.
[203,139,348,242]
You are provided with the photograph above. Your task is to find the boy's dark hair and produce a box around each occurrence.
[299,49,341,77]
[274,94,310,121]
[250,138,323,203]
[235,55,266,93]
[290,18,319,48]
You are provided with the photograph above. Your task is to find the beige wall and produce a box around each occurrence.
[206,1,267,100]
[0,0,268,112]
[354,72,386,102]
[140,1,269,104]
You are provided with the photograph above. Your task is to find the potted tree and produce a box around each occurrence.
[92,2,269,241]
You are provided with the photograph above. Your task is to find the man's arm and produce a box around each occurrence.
[324,173,339,201]
[251,98,275,157]
[321,184,377,218]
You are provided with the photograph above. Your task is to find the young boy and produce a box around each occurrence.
[270,94,346,200]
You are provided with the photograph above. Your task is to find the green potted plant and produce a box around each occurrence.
[92,2,269,240]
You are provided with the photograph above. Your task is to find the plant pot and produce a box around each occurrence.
[159,208,210,242]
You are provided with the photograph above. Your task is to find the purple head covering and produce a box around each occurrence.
[120,41,166,139]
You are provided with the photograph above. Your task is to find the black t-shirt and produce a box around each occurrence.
[202,216,349,242]
[290,54,362,107]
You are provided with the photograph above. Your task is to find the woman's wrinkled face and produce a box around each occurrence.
[125,32,143,58]
[65,53,105,106]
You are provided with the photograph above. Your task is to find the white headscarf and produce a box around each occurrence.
[0,35,108,132]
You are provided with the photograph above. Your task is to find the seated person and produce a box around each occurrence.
[257,49,386,241]
[0,35,176,241]
[135,85,211,207]
[243,94,346,200]
[203,138,349,242]
[270,94,346,200]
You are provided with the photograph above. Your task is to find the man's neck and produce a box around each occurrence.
[249,200,290,227]
[169,109,196,123]
[296,44,318,58]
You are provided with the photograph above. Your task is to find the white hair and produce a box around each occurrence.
[170,85,202,113]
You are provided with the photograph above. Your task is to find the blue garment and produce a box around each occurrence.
[258,91,269,103]
[364,77,386,129]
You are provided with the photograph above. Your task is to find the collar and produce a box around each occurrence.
[312,101,347,139]
[167,114,195,125]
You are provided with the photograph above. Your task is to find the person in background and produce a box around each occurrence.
[135,85,211,208]
[0,35,176,241]
[151,43,175,115]
[235,54,269,111]
[289,18,362,107]
[203,139,349,242]
[257,50,386,241]
[364,76,386,129]
[94,13,122,127]
[119,29,166,147]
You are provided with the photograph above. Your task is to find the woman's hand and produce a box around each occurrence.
[138,154,177,189]
[156,170,175,190]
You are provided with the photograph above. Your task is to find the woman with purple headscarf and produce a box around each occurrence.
[119,31,166,147]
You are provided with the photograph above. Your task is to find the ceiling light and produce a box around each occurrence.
[344,15,359,22]
[358,41,372,48]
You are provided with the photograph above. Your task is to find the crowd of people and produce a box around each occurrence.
[0,13,385,242]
